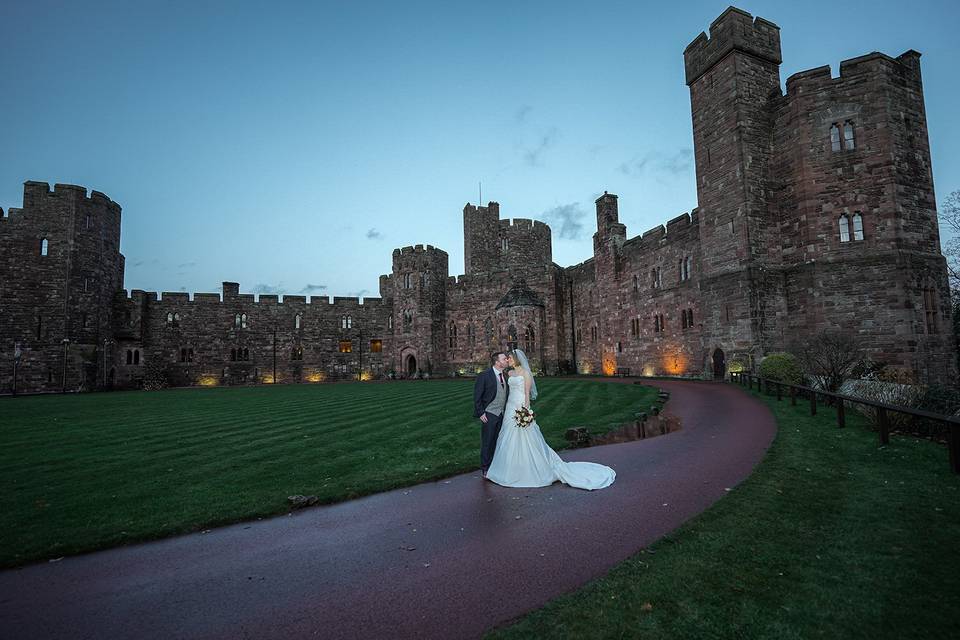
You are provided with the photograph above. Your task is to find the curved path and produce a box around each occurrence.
[0,380,776,639]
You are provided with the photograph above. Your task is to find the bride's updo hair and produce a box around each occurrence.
[507,350,523,370]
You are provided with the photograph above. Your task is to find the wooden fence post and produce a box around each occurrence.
[877,408,890,446]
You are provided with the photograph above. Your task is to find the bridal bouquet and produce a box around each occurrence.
[514,406,535,429]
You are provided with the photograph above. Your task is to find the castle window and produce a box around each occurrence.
[242,348,249,361]
[830,124,842,152]
[188,348,194,362]
[654,314,665,333]
[295,314,302,330]
[852,213,864,241]
[591,326,597,343]
[85,215,91,230]
[341,315,352,329]
[632,274,639,293]
[466,324,475,346]
[292,346,303,361]
[651,267,662,289]
[81,313,89,329]
[84,277,89,292]
[630,317,640,337]
[403,311,413,331]
[726,304,732,323]
[501,237,509,252]
[524,325,535,351]
[420,272,430,288]
[484,318,493,342]
[230,348,237,361]
[576,328,582,344]
[241,313,247,329]
[180,348,187,362]
[839,214,851,243]
[133,349,140,365]
[370,339,383,353]
[388,315,393,330]
[448,322,458,349]
[617,341,622,353]
[507,324,518,351]
[688,309,694,328]
[339,340,352,353]
[40,238,49,256]
[923,285,939,334]
[235,313,241,328]
[126,349,133,365]
[843,122,856,150]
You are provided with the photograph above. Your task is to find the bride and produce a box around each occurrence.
[485,349,616,490]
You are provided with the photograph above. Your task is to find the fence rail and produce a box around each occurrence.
[730,372,960,475]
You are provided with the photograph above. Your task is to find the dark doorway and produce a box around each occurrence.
[712,348,726,380]
[406,354,417,377]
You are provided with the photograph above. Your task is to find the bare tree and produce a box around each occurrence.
[789,330,865,394]
[941,189,960,292]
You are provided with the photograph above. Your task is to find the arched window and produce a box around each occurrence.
[830,124,842,152]
[240,313,247,329]
[403,310,413,330]
[230,348,237,361]
[127,349,133,364]
[167,312,173,324]
[501,237,509,252]
[685,256,692,279]
[632,274,639,293]
[295,314,301,330]
[347,315,352,329]
[839,214,850,243]
[235,313,241,328]
[852,213,864,241]
[466,324,475,346]
[403,273,411,289]
[843,122,855,150]
[243,348,249,361]
[484,317,493,343]
[188,348,194,362]
[524,325,535,351]
[292,346,303,361]
[507,324,518,350]
[388,315,393,330]
[133,350,140,365]
[40,238,49,256]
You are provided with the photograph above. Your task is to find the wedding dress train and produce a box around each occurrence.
[485,376,616,490]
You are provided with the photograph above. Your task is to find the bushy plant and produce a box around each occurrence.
[758,352,804,385]
[844,366,922,430]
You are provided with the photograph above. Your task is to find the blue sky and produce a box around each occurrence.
[2,0,958,299]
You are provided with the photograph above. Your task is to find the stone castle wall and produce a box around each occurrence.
[1,6,955,393]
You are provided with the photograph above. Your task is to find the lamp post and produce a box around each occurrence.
[12,341,21,396]
[358,328,363,381]
[61,338,70,394]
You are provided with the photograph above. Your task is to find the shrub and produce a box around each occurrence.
[844,367,923,430]
[759,352,804,386]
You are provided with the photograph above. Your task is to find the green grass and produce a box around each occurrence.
[489,385,960,640]
[0,378,657,568]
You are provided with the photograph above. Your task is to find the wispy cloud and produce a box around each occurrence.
[542,203,588,240]
[348,288,371,298]
[177,261,197,269]
[252,283,286,295]
[515,105,532,124]
[617,148,693,177]
[366,228,381,239]
[299,283,327,294]
[133,260,145,267]
[523,127,560,167]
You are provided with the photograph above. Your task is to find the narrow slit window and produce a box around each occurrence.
[852,213,864,241]
[40,238,49,256]
[839,215,850,243]
[830,124,842,152]
[843,122,855,150]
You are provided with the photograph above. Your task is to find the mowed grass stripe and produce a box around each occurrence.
[1,379,656,568]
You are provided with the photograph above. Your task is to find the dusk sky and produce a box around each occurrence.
[2,0,958,300]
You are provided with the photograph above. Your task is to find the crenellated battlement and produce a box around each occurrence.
[393,244,448,257]
[119,286,384,309]
[785,50,924,97]
[683,6,780,86]
[22,181,122,212]
[497,218,551,234]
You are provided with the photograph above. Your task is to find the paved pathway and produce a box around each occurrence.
[0,380,775,639]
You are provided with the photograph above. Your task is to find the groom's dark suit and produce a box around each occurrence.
[473,367,509,472]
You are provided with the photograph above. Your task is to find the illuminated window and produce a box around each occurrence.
[370,339,383,353]
[339,340,352,353]
[524,325,535,351]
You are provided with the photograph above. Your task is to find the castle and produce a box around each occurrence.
[1,7,956,394]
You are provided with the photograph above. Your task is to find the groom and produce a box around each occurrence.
[473,351,510,478]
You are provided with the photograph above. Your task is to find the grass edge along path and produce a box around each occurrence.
[488,383,960,640]
[0,379,659,569]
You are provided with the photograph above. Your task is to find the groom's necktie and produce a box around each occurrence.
[498,371,504,389]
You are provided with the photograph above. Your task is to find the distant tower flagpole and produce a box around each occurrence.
[479,181,482,205]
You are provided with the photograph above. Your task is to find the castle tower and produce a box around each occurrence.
[463,202,500,274]
[684,7,785,371]
[0,182,124,392]
[390,245,449,376]
[591,192,627,375]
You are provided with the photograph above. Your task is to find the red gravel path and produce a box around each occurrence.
[0,380,775,639]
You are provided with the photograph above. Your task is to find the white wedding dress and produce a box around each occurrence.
[486,375,616,490]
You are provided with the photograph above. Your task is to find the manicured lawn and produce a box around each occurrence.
[490,385,960,640]
[0,378,657,568]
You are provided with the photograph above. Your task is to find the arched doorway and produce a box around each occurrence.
[712,348,726,380]
[405,354,417,377]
